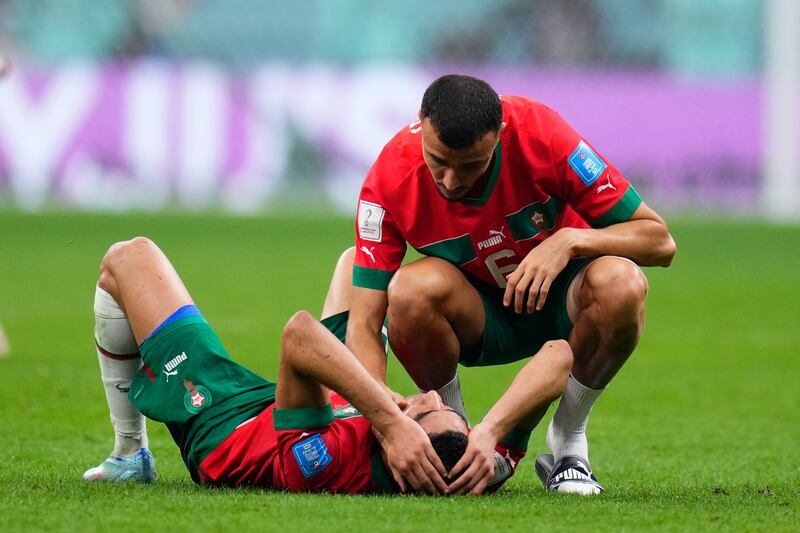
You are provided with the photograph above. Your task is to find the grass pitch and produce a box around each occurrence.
[0,212,797,532]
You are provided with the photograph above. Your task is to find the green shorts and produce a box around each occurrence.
[129,315,276,481]
[320,311,388,349]
[460,256,593,367]
[325,258,590,368]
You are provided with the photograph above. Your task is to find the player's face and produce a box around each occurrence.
[403,390,468,435]
[420,117,504,201]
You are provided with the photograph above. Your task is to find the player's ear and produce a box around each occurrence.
[418,110,424,122]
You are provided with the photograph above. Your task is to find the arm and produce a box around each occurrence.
[504,203,676,313]
[504,107,677,313]
[448,340,574,494]
[346,287,408,405]
[276,310,447,494]
[346,286,391,382]
[350,183,407,391]
[563,203,676,267]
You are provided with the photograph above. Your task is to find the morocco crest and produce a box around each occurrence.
[183,379,212,414]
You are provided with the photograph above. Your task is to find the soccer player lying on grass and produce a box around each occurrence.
[83,237,573,494]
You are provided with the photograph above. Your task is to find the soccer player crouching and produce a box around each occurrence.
[83,238,573,494]
[348,75,676,494]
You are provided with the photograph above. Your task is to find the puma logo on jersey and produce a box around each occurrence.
[596,175,616,193]
[163,352,187,381]
[478,227,506,250]
[360,246,376,263]
[489,226,506,238]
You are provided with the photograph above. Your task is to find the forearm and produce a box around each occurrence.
[346,320,389,383]
[282,312,401,431]
[567,219,675,267]
[478,340,572,442]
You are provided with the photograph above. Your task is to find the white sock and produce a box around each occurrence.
[546,374,603,462]
[94,286,149,456]
[429,372,469,425]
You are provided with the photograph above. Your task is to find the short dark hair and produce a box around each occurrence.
[428,430,469,474]
[420,74,502,149]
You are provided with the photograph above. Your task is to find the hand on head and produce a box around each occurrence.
[377,390,471,495]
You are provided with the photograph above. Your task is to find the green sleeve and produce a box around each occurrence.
[273,404,334,430]
[352,265,394,291]
[592,185,643,228]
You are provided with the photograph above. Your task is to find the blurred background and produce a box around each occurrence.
[0,0,797,218]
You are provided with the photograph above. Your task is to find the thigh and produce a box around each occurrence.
[565,255,640,323]
[389,256,486,353]
[132,315,274,424]
[102,237,194,344]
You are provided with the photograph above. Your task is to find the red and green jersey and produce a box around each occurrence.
[197,392,396,494]
[353,95,643,290]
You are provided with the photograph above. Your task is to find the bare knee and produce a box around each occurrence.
[544,339,574,373]
[338,247,356,268]
[583,257,648,315]
[321,247,357,319]
[541,339,574,397]
[98,236,158,292]
[387,258,453,317]
[331,246,356,288]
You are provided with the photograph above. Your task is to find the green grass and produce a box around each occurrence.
[0,212,797,532]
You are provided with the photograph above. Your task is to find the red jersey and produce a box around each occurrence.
[197,392,395,494]
[353,95,643,290]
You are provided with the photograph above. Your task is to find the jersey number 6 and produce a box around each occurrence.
[485,249,518,289]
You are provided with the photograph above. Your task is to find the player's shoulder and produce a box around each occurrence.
[501,95,563,133]
[374,121,422,173]
[363,121,423,195]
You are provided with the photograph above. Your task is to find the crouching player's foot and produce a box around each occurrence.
[82,448,156,483]
[535,453,603,495]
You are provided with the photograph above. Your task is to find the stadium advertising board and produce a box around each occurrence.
[0,63,761,213]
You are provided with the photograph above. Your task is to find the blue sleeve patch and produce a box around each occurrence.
[568,140,607,186]
[291,434,333,478]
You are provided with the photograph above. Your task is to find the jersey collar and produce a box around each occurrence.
[456,142,502,207]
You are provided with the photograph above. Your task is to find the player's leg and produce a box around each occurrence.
[386,257,485,420]
[321,247,356,320]
[541,256,647,494]
[85,237,193,482]
[567,257,647,389]
[98,236,193,343]
[321,246,394,352]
